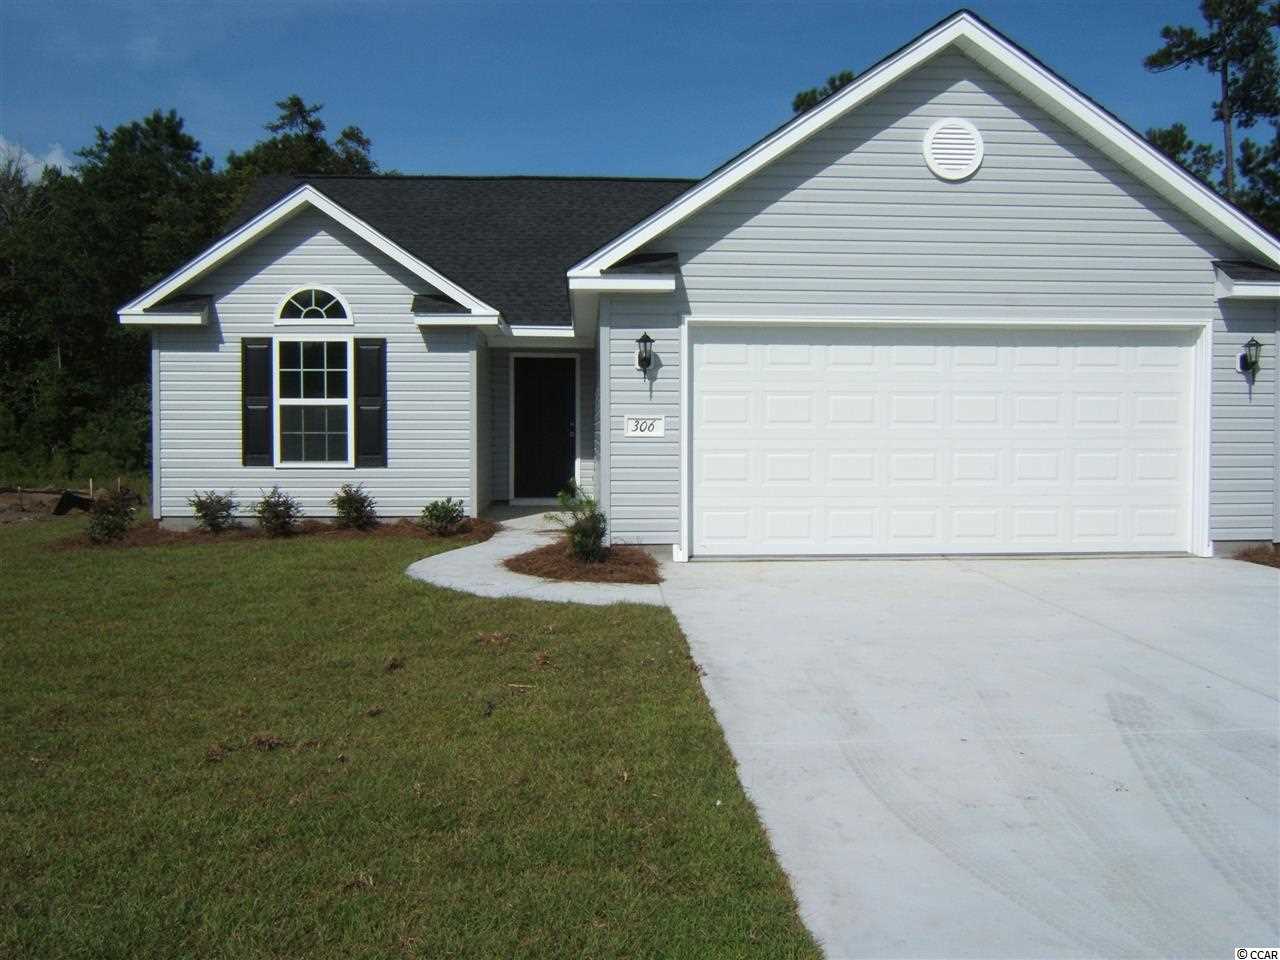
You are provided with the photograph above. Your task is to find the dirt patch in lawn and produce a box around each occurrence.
[0,487,94,525]
[52,516,499,551]
[1235,544,1280,569]
[504,537,661,584]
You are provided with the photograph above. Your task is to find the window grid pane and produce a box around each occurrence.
[279,403,348,463]
[281,289,347,321]
[277,339,349,400]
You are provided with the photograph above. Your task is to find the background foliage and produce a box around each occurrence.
[0,97,375,485]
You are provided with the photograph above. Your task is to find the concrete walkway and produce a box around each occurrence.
[661,555,1280,959]
[405,510,664,606]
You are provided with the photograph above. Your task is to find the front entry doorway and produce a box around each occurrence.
[511,355,576,501]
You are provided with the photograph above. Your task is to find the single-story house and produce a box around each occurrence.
[120,10,1280,560]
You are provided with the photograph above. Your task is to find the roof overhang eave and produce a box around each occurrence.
[118,305,209,326]
[1215,272,1280,301]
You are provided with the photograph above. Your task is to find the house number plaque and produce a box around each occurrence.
[623,415,665,438]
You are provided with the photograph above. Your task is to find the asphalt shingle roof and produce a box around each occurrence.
[230,174,696,326]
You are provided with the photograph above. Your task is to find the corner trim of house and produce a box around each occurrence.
[598,300,612,541]
[470,336,481,517]
[508,352,582,502]
[1191,323,1213,557]
[1274,302,1280,543]
[678,316,691,562]
[150,332,162,520]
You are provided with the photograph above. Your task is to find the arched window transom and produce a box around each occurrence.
[280,288,347,321]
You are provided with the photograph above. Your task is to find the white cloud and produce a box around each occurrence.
[0,136,72,180]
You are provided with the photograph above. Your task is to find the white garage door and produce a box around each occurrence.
[690,324,1197,557]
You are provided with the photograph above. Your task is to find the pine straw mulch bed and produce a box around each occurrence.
[503,536,662,585]
[53,517,499,551]
[1235,544,1280,569]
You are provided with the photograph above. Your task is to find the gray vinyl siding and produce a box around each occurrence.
[656,50,1234,321]
[154,208,477,518]
[603,297,681,543]
[603,48,1276,544]
[487,347,597,501]
[1212,302,1278,541]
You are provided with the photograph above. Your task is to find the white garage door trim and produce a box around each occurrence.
[675,315,1212,562]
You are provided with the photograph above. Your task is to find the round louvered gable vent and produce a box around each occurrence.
[923,118,983,180]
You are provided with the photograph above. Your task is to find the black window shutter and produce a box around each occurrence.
[241,338,273,466]
[354,338,387,467]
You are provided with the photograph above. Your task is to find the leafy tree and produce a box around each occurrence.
[1237,127,1280,228]
[0,111,227,480]
[227,95,375,181]
[1146,121,1225,184]
[1145,0,1280,197]
[792,70,856,114]
[1,96,385,484]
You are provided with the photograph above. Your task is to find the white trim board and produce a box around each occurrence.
[119,184,501,323]
[567,276,675,294]
[675,315,1214,562]
[274,285,355,326]
[150,333,162,519]
[570,11,1280,280]
[507,352,582,502]
[680,314,1212,329]
[1214,266,1280,301]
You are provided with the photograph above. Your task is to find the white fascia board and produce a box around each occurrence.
[119,307,207,326]
[569,12,1280,277]
[119,305,208,330]
[119,184,501,319]
[566,276,676,293]
[490,325,591,348]
[1214,267,1280,300]
[508,325,578,337]
[683,314,1212,329]
[951,31,1280,268]
[416,312,508,333]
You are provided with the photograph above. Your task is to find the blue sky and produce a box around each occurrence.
[0,0,1230,179]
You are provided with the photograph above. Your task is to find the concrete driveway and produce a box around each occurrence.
[659,556,1279,959]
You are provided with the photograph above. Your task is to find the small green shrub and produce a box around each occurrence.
[330,482,378,530]
[420,497,465,535]
[87,488,138,544]
[187,490,239,533]
[253,486,302,536]
[554,481,607,562]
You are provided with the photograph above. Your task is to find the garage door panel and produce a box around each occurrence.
[691,325,1194,556]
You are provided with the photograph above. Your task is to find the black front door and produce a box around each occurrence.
[513,356,576,499]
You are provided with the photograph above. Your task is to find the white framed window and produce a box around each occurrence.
[275,287,353,326]
[274,336,355,467]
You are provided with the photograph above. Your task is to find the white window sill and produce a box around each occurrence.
[274,461,356,469]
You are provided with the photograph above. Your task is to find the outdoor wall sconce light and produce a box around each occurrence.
[1241,337,1262,375]
[635,332,654,374]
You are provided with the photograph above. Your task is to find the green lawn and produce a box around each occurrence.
[0,517,818,959]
